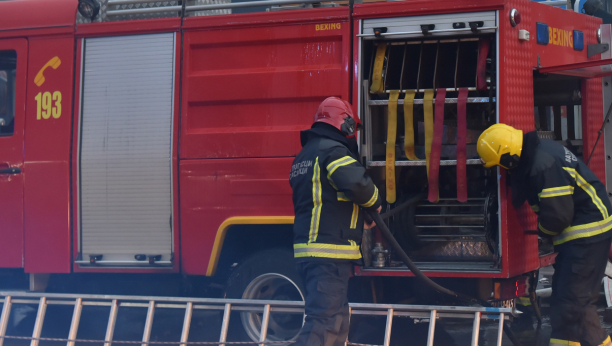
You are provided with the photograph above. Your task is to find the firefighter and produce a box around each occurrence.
[478,123,612,346]
[289,97,382,346]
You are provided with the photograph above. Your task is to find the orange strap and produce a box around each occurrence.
[403,90,419,160]
[428,89,445,203]
[370,43,387,94]
[386,90,399,203]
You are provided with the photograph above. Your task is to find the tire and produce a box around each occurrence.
[225,248,305,342]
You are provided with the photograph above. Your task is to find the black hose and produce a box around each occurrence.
[367,209,484,305]
[379,192,428,220]
[504,324,524,346]
[365,207,524,346]
[530,292,543,324]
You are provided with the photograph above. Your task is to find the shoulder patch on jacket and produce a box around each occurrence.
[563,146,578,164]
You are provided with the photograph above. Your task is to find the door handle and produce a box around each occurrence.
[0,167,21,174]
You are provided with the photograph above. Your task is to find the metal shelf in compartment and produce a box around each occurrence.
[368,97,494,105]
[367,159,482,167]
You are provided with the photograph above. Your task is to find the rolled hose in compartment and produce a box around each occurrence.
[367,207,483,305]
[365,203,524,346]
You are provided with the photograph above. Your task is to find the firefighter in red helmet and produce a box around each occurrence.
[289,97,381,346]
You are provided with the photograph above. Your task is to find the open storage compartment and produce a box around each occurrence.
[358,11,500,272]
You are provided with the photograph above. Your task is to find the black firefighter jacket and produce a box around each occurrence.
[510,131,612,246]
[289,125,382,261]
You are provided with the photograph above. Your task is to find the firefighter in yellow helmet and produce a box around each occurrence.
[478,124,612,346]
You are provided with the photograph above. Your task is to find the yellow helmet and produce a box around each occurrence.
[477,124,523,169]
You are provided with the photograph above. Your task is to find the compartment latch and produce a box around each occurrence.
[420,24,435,36]
[373,27,387,37]
[148,255,162,264]
[469,21,484,33]
[89,254,103,264]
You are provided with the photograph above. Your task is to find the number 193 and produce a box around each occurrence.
[35,91,62,120]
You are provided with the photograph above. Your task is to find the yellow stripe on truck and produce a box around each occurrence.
[206,216,295,276]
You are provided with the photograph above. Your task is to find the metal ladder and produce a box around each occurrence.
[0,291,511,346]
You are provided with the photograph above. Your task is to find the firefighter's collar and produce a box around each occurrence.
[300,125,349,147]
[510,131,540,208]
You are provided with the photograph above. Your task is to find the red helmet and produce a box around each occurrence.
[314,97,361,137]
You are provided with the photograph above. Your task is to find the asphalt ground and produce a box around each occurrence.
[1,266,611,346]
[0,303,573,346]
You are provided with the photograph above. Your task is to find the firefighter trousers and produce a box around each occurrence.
[549,238,612,346]
[294,261,352,346]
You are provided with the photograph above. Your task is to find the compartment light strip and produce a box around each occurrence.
[369,97,494,105]
[368,159,482,167]
[378,87,479,94]
[357,27,498,38]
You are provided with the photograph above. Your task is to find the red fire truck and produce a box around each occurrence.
[1,0,611,339]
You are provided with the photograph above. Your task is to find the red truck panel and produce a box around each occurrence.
[181,8,350,159]
[180,9,351,275]
[499,0,539,277]
[533,5,604,70]
[0,0,76,36]
[23,37,75,273]
[352,0,504,20]
[180,158,294,275]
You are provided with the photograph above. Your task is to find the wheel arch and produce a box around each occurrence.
[207,216,295,277]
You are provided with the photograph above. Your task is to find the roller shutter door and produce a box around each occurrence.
[78,33,175,266]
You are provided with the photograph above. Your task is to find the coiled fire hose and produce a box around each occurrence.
[365,196,523,346]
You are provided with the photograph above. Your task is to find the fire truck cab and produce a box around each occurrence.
[1,0,611,339]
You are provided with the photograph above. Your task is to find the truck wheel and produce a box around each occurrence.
[225,249,305,342]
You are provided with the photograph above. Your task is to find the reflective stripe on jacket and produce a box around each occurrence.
[290,125,381,260]
[512,132,612,246]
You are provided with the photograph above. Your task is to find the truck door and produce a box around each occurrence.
[0,39,27,268]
